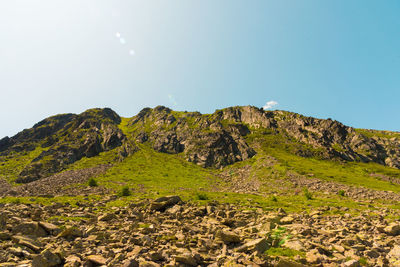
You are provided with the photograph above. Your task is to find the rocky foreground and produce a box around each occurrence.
[1,196,400,266]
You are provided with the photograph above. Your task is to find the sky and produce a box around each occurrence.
[0,1,399,138]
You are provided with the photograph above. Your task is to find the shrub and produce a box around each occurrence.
[269,226,291,247]
[338,190,345,196]
[303,187,313,200]
[196,192,209,200]
[88,178,98,187]
[119,186,131,197]
[271,195,278,202]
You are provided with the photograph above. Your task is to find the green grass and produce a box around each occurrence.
[119,185,131,196]
[93,144,219,198]
[0,145,45,182]
[245,132,400,193]
[303,187,313,200]
[195,192,209,200]
[265,247,305,258]
[68,149,119,170]
[355,128,400,140]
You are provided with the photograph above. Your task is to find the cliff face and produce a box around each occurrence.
[128,105,400,169]
[0,105,399,183]
[129,106,256,168]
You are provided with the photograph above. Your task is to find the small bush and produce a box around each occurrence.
[88,178,98,187]
[303,187,313,200]
[119,186,131,197]
[338,190,345,196]
[271,195,278,202]
[196,192,209,200]
[359,257,368,265]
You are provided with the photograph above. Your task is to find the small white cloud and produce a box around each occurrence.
[263,100,278,110]
[168,94,177,106]
[115,32,121,38]
[119,38,126,44]
[129,49,135,56]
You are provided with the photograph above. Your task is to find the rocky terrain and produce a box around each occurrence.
[0,105,400,266]
[2,195,400,267]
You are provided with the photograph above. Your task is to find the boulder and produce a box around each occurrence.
[216,230,241,243]
[276,259,307,267]
[0,231,11,240]
[13,221,47,237]
[57,226,84,239]
[175,253,198,266]
[98,213,117,222]
[64,255,81,267]
[12,235,43,252]
[121,259,139,267]
[150,196,182,211]
[32,249,62,267]
[236,238,269,253]
[306,249,323,264]
[86,255,107,266]
[343,259,360,267]
[384,223,400,236]
[280,216,295,224]
[38,221,60,235]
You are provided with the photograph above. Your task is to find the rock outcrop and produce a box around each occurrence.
[129,106,256,168]
[216,106,400,168]
[1,108,131,183]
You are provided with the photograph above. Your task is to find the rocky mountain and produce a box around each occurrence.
[1,106,400,266]
[1,105,398,184]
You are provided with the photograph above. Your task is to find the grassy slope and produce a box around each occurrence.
[0,145,45,183]
[40,118,397,216]
[2,115,400,214]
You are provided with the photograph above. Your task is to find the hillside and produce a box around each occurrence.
[1,106,400,266]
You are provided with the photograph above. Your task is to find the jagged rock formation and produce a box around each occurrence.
[0,105,399,184]
[129,105,399,169]
[0,108,133,183]
[216,106,400,168]
[129,106,256,168]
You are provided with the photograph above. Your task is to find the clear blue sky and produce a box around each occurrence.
[1,1,399,138]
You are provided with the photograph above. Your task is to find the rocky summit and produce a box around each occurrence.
[0,105,400,266]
